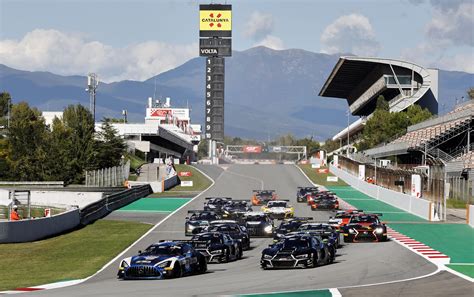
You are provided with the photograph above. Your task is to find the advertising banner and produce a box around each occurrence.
[327,176,339,182]
[178,171,192,177]
[358,165,366,180]
[199,4,232,37]
[411,174,421,198]
[318,168,329,173]
[181,181,194,187]
[243,146,262,153]
[333,155,339,166]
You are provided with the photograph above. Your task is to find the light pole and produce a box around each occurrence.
[86,73,99,123]
[122,109,128,123]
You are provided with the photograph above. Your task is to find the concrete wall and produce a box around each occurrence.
[0,190,103,208]
[0,208,80,243]
[330,164,433,221]
[469,205,474,227]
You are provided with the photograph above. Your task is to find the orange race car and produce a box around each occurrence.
[251,190,277,206]
[328,209,364,230]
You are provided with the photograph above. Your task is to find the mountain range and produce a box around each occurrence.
[1,46,473,140]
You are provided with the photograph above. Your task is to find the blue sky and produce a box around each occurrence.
[0,0,472,81]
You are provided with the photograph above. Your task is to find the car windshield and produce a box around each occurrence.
[208,225,239,233]
[283,238,309,248]
[268,202,287,208]
[143,244,182,256]
[246,215,266,222]
[191,212,216,220]
[298,224,331,231]
[193,234,222,244]
[351,216,378,224]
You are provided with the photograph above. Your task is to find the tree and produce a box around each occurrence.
[7,102,49,180]
[92,121,126,169]
[61,104,95,184]
[0,92,11,118]
[468,88,474,100]
[357,98,432,150]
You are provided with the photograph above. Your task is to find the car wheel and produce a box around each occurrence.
[172,263,182,278]
[343,236,351,243]
[237,246,243,260]
[199,257,207,274]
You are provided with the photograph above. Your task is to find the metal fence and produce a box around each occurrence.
[85,161,130,187]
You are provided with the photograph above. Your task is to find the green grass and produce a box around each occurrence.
[238,289,332,297]
[117,198,191,212]
[446,198,469,209]
[298,164,348,187]
[447,264,474,278]
[0,220,152,291]
[147,165,211,198]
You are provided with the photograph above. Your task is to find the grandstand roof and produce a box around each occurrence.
[364,101,474,158]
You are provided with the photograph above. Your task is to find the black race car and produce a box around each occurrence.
[204,197,233,212]
[190,232,242,263]
[117,241,207,279]
[297,222,340,247]
[342,213,387,243]
[273,217,313,241]
[296,187,319,203]
[221,200,252,221]
[310,195,339,210]
[261,234,332,269]
[243,212,274,237]
[185,210,221,236]
[206,221,251,250]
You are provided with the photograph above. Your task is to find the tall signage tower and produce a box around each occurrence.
[199,4,232,162]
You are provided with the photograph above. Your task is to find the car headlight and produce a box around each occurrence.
[211,249,223,254]
[348,229,356,234]
[156,261,172,268]
[375,227,384,234]
[264,226,273,233]
[263,254,273,259]
[187,224,196,230]
[295,254,309,259]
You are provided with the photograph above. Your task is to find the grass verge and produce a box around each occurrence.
[447,264,474,278]
[298,164,347,187]
[0,220,152,291]
[147,165,211,198]
[446,198,470,209]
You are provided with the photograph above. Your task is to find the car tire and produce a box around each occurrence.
[198,257,207,274]
[237,246,243,259]
[343,236,352,243]
[171,264,182,278]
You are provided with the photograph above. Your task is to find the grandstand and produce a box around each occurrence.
[319,56,438,152]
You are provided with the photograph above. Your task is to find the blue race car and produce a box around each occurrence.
[117,241,207,279]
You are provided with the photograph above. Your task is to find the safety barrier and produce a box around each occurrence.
[330,164,433,221]
[80,184,152,225]
[0,208,80,243]
[468,204,474,227]
[163,175,180,191]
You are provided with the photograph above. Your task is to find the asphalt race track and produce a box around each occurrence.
[20,165,472,297]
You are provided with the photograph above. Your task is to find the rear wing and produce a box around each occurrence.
[253,190,276,194]
[187,210,214,213]
[159,239,209,246]
[298,186,318,190]
[288,217,313,221]
[205,197,232,200]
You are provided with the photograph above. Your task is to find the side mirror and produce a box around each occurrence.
[329,216,334,219]
[138,250,142,254]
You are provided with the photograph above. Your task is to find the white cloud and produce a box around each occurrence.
[0,29,198,82]
[243,11,274,41]
[254,35,284,50]
[320,14,380,56]
[426,1,473,46]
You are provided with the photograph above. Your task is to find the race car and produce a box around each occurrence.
[117,241,207,279]
[273,217,313,241]
[251,190,277,206]
[243,211,274,237]
[310,195,339,210]
[328,209,364,230]
[306,191,335,205]
[297,222,340,247]
[190,232,242,263]
[185,210,221,236]
[296,187,319,203]
[206,220,251,250]
[342,213,387,243]
[221,200,252,221]
[260,234,332,269]
[261,200,294,219]
[203,197,233,212]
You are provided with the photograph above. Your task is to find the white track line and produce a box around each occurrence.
[2,166,219,294]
